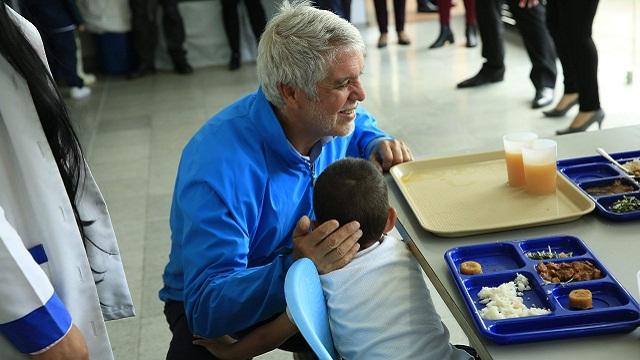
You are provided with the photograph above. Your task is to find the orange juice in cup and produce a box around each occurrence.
[522,139,557,195]
[503,132,538,187]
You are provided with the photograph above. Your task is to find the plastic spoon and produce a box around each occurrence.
[596,148,640,181]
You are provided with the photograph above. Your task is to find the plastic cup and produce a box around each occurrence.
[503,132,539,187]
[522,139,558,195]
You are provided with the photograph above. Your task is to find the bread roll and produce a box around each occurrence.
[569,289,592,309]
[460,261,482,275]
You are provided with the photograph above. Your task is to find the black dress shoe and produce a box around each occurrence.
[429,25,454,49]
[173,59,193,75]
[417,0,438,13]
[531,87,554,109]
[229,52,241,71]
[465,24,478,48]
[543,96,579,117]
[556,109,605,135]
[457,69,504,88]
[127,64,156,79]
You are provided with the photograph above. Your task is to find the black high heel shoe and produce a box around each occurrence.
[429,25,454,49]
[465,24,478,48]
[543,97,579,117]
[556,109,605,135]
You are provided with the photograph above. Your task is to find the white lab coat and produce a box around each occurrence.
[0,7,134,359]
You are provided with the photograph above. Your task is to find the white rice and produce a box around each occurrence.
[477,273,551,320]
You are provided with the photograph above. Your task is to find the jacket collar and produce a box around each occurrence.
[251,88,333,167]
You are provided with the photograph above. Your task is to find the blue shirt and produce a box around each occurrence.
[159,88,390,337]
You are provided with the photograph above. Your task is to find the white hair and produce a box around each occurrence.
[257,0,366,109]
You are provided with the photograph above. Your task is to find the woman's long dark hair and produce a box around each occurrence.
[0,1,88,241]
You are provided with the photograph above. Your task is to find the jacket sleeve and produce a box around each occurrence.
[346,107,393,159]
[178,182,294,338]
[0,206,72,354]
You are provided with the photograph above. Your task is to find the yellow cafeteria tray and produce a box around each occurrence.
[390,151,595,237]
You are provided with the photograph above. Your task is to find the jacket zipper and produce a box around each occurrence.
[306,159,316,186]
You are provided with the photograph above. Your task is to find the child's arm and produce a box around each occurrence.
[193,312,298,360]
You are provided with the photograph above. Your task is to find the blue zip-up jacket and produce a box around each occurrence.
[159,88,390,337]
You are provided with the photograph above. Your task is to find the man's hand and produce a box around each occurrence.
[292,216,362,274]
[33,324,88,360]
[518,0,539,8]
[369,139,413,172]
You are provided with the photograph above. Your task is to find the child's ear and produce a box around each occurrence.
[383,207,397,233]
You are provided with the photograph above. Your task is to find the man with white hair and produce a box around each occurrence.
[159,1,412,358]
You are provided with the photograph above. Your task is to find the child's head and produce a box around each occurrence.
[313,158,395,248]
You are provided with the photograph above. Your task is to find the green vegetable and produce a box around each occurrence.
[609,195,640,213]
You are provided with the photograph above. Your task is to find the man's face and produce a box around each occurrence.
[301,48,366,138]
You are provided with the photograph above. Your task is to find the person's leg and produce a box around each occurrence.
[342,0,352,21]
[221,0,240,54]
[543,0,578,115]
[546,0,575,92]
[373,0,389,47]
[314,0,345,17]
[165,301,315,359]
[393,0,410,44]
[45,30,91,98]
[164,301,219,359]
[438,0,452,25]
[430,0,453,48]
[507,0,557,91]
[463,0,478,47]
[393,0,406,32]
[221,0,241,70]
[373,0,389,34]
[159,0,192,73]
[457,0,504,87]
[556,0,603,134]
[41,32,63,85]
[571,0,600,112]
[129,0,158,72]
[463,0,476,25]
[477,0,504,71]
[243,0,267,43]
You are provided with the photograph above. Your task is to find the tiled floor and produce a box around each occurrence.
[68,1,639,359]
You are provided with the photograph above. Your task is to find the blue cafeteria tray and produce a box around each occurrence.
[556,150,640,220]
[444,235,640,344]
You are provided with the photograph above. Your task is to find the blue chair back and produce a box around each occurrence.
[284,258,339,360]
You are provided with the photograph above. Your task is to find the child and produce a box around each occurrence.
[194,158,476,359]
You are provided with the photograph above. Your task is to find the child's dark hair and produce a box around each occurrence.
[313,158,389,247]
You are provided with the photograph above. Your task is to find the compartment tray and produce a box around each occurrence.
[557,150,640,221]
[445,235,640,344]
